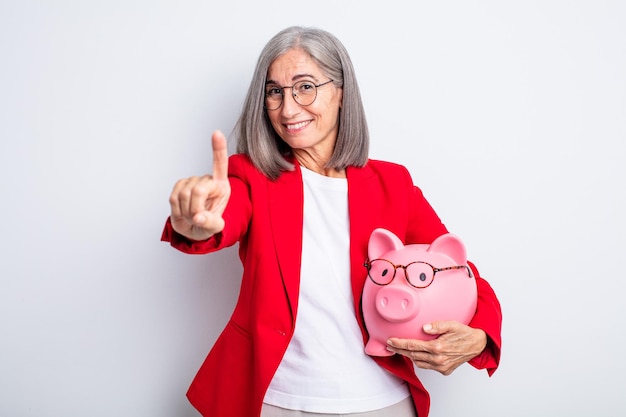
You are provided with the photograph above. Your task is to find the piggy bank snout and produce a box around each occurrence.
[374,284,419,323]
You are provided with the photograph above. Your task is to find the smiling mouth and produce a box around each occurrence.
[284,120,311,131]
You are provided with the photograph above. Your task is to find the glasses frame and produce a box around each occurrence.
[264,79,334,110]
[363,258,473,289]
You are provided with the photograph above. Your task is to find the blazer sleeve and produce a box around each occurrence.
[405,175,502,375]
[405,185,449,244]
[467,261,502,375]
[160,155,253,254]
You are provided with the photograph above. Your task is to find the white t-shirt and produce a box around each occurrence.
[263,166,410,413]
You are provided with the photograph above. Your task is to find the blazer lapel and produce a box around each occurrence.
[347,163,376,330]
[267,164,304,321]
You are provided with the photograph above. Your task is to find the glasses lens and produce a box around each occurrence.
[293,81,317,106]
[405,262,435,288]
[368,259,395,285]
[265,86,282,110]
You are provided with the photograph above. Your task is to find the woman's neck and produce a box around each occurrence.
[293,150,346,178]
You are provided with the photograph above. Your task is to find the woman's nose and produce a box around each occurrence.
[280,90,301,116]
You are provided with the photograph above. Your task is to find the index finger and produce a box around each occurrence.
[211,130,229,181]
[387,337,430,352]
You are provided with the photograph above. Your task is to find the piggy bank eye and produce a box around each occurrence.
[367,259,396,285]
[406,262,435,288]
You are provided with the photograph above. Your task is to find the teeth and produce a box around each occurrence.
[286,121,309,130]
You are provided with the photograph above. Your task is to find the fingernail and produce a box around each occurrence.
[423,323,432,332]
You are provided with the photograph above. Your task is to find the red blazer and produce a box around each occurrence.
[162,154,502,417]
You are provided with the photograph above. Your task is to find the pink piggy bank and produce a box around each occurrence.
[362,228,478,356]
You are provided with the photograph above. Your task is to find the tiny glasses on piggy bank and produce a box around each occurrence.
[363,259,473,289]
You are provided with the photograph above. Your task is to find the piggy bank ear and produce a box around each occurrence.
[428,233,468,264]
[368,228,404,260]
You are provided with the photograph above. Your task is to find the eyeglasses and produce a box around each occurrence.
[363,259,473,289]
[264,79,334,110]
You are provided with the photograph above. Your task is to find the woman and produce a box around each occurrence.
[162,26,501,417]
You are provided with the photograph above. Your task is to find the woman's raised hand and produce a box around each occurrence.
[169,130,231,241]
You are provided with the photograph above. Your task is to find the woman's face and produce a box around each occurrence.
[265,48,343,164]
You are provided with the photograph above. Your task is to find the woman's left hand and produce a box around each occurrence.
[386,321,487,376]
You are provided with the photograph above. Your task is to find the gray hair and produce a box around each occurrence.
[234,26,370,179]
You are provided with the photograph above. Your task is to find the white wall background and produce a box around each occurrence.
[1,1,624,416]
